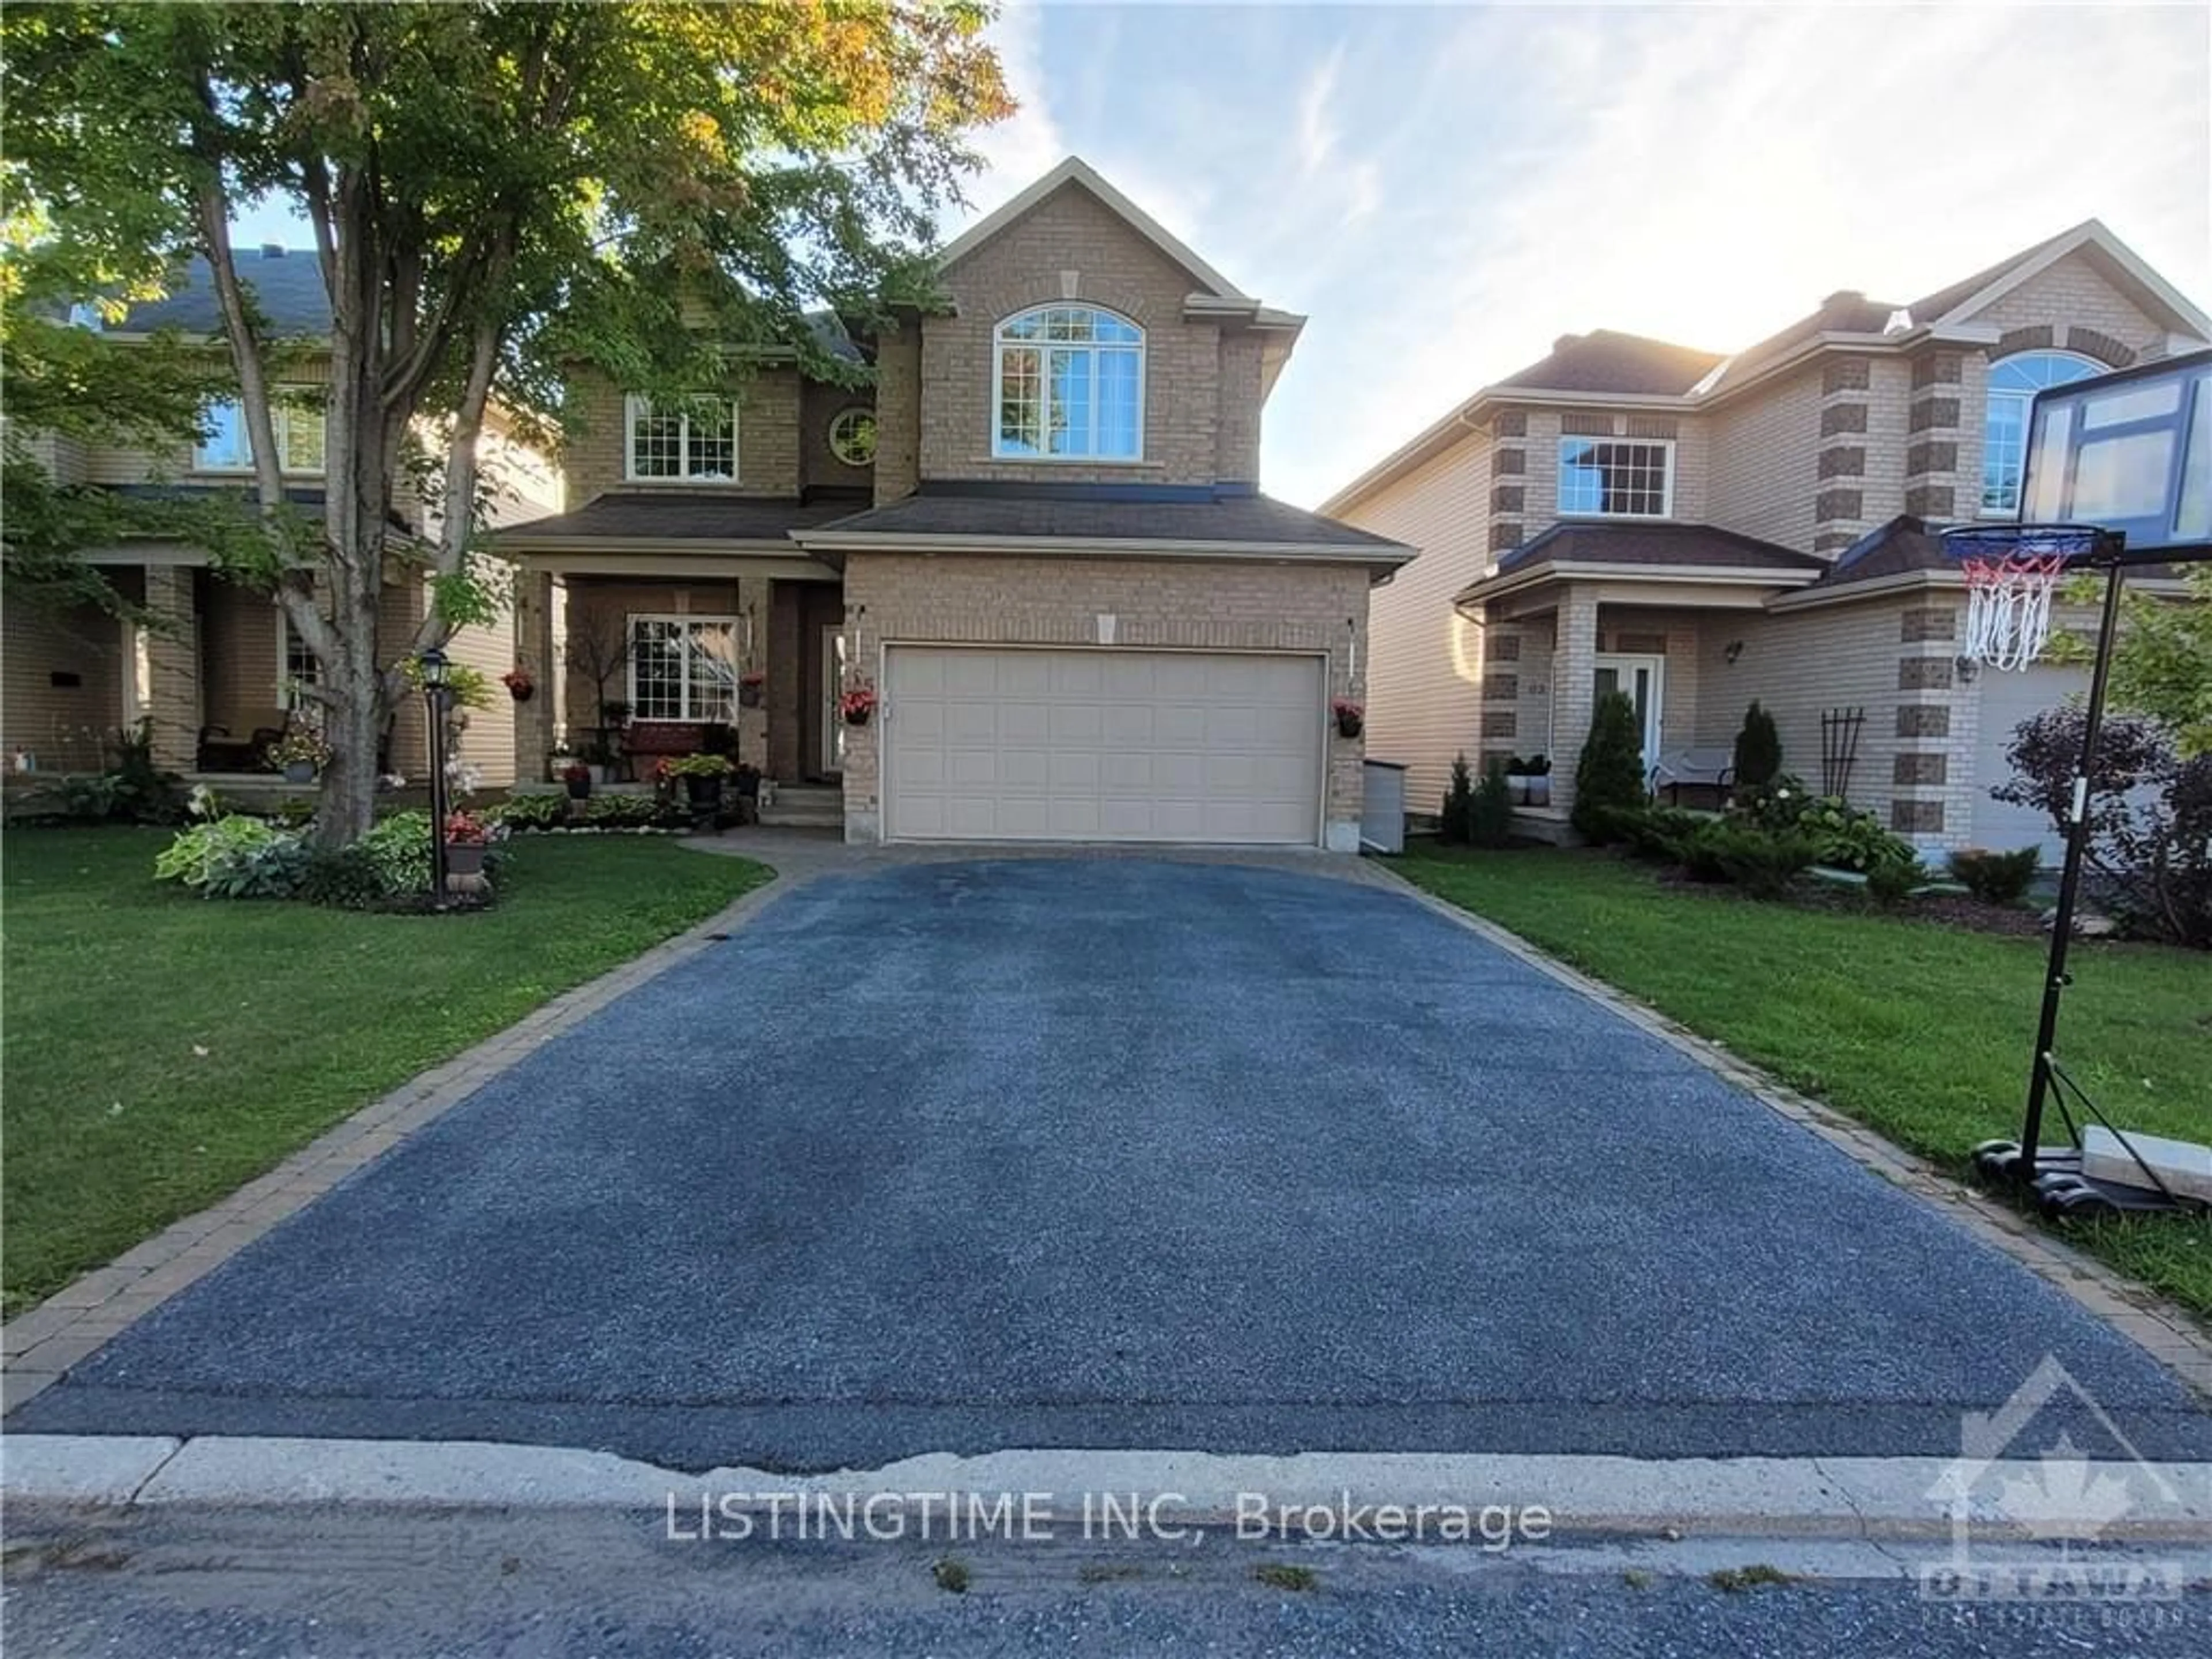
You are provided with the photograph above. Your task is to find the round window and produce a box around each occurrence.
[828,407,877,468]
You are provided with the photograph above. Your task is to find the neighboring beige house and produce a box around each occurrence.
[1328,222,2211,859]
[498,157,1411,847]
[3,248,558,789]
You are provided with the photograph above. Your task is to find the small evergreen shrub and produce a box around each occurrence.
[1707,824,1819,898]
[1616,805,1706,863]
[1733,701,1782,789]
[1949,846,2041,906]
[1472,757,1515,848]
[1864,857,1925,908]
[1572,691,1648,842]
[1438,753,1476,846]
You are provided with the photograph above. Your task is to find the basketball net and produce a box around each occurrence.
[1960,552,2068,672]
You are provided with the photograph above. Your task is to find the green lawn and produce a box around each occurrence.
[2,827,773,1313]
[1396,845,2212,1319]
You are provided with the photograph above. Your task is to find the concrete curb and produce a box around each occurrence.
[5,1435,2210,1547]
[1367,859,2212,1399]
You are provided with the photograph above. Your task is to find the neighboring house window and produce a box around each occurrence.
[1557,437,1672,517]
[994,305,1143,460]
[625,395,738,482]
[278,612,320,708]
[828,407,877,467]
[194,396,325,474]
[1982,351,2100,515]
[627,615,741,722]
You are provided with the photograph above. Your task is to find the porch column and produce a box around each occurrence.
[512,570,555,783]
[1549,584,1600,826]
[142,565,199,772]
[735,575,771,766]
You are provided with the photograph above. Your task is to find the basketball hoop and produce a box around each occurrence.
[1940,525,2103,673]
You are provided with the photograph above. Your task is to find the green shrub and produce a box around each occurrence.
[1573,691,1648,842]
[1707,823,1819,898]
[153,816,308,899]
[1733,701,1782,789]
[485,793,568,832]
[355,810,436,895]
[1949,846,2041,906]
[1438,753,1476,846]
[579,793,688,830]
[1471,757,1515,849]
[1616,805,1707,863]
[1865,857,1925,907]
[1730,775,1914,873]
[26,721,185,825]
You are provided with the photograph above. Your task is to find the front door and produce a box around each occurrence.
[1593,654,1664,779]
[819,623,849,776]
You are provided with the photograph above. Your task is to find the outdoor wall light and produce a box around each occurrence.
[1724,640,1745,665]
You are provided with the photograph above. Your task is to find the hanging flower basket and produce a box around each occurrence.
[1332,698,1365,740]
[502,667,535,703]
[738,672,766,710]
[839,685,877,727]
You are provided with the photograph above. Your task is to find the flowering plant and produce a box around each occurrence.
[266,727,331,770]
[443,809,488,845]
[657,752,735,779]
[1332,699,1364,721]
[561,761,592,784]
[839,684,877,725]
[502,666,535,698]
[739,671,766,688]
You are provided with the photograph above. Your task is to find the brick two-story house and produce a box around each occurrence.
[1328,221,2210,858]
[499,158,1412,847]
[3,248,555,788]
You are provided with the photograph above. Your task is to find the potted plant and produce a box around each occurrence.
[443,809,489,878]
[1332,698,1365,740]
[266,727,330,784]
[1524,753,1552,807]
[839,684,877,727]
[659,751,734,816]
[738,671,766,709]
[562,760,593,802]
[502,666,535,702]
[1503,754,1530,805]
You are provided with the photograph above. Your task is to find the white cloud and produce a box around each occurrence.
[1259,3,2212,506]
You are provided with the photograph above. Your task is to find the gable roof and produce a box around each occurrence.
[1493,329,1725,396]
[938,156,1248,300]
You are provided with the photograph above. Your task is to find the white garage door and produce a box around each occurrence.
[1970,663,2081,862]
[882,646,1325,844]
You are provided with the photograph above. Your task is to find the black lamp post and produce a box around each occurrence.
[420,645,450,909]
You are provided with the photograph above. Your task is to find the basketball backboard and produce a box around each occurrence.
[2021,347,2211,562]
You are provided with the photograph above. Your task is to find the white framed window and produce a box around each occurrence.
[195,396,326,474]
[1557,437,1673,517]
[276,610,320,709]
[828,407,877,467]
[1981,351,2101,516]
[624,395,738,482]
[627,615,744,723]
[994,305,1143,460]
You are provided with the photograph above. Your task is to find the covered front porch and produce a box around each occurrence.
[1453,523,1830,832]
[496,495,863,816]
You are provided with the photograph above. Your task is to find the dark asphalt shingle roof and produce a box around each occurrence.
[1816,515,1952,586]
[496,492,868,544]
[1491,520,1827,577]
[805,485,1411,555]
[1719,291,1900,386]
[1493,329,1725,397]
[120,251,331,334]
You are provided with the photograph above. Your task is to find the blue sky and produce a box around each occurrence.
[964,1,2210,505]
[233,3,2211,509]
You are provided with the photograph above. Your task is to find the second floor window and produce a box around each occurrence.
[195,397,325,474]
[1558,437,1672,517]
[1982,351,2100,516]
[626,395,738,482]
[995,305,1143,460]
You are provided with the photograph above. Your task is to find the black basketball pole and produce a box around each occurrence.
[2014,545,2126,1178]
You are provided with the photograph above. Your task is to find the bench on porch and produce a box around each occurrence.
[1649,747,1736,806]
[618,722,706,781]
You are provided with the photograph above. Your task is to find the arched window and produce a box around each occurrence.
[1982,351,2100,515]
[994,305,1143,460]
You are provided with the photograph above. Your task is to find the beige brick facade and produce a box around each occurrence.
[561,367,808,507]
[915,184,1263,488]
[836,554,1372,847]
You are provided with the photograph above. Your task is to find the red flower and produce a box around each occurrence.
[444,810,488,845]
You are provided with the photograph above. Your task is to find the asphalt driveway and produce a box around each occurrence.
[14,859,2210,1471]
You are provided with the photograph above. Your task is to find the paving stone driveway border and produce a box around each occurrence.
[3,830,2206,1421]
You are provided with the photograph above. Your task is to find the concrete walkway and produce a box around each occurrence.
[10,856,2210,1477]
